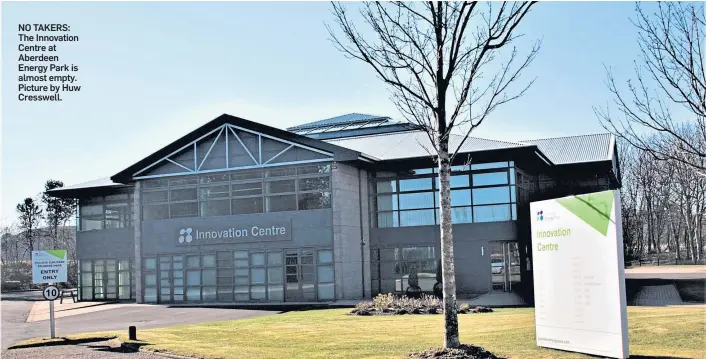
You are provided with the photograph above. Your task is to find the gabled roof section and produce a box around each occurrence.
[112,114,363,183]
[519,133,614,164]
[325,130,534,161]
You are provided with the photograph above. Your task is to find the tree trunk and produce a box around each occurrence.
[673,219,680,260]
[437,135,460,349]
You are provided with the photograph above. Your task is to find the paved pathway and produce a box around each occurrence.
[625,265,706,279]
[2,340,162,359]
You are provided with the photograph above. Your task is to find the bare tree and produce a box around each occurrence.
[42,180,76,249]
[1,223,19,263]
[619,126,706,265]
[617,142,642,262]
[596,2,706,174]
[16,197,43,256]
[328,1,539,348]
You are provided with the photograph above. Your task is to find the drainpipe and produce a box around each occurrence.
[358,167,366,298]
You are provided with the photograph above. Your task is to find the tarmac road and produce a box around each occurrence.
[1,291,277,351]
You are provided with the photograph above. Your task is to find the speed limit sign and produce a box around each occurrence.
[43,285,60,301]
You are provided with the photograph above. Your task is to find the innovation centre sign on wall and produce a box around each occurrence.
[176,220,292,245]
[530,190,629,359]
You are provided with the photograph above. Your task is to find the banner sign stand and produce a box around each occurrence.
[33,250,67,339]
[530,190,629,359]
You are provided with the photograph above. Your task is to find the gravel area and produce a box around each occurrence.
[2,340,166,359]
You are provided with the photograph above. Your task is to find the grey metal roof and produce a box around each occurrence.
[47,177,125,192]
[287,113,389,131]
[325,130,533,160]
[520,133,614,164]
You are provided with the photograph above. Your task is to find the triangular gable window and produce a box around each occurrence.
[133,124,332,179]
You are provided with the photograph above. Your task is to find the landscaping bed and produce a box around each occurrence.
[409,345,504,359]
[349,294,493,316]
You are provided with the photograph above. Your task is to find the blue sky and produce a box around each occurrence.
[1,1,644,224]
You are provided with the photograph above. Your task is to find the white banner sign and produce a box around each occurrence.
[530,190,628,359]
[32,250,68,284]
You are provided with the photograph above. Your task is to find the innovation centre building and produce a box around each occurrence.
[49,113,621,304]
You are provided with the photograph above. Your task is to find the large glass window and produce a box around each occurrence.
[141,164,332,220]
[372,162,517,227]
[371,246,437,295]
[79,193,134,231]
[79,258,134,301]
[157,249,328,303]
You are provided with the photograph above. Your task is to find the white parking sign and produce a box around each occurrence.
[32,250,68,284]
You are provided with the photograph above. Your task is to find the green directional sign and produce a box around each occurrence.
[530,190,628,359]
[556,191,614,236]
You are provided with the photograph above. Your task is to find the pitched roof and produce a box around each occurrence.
[324,130,533,160]
[110,114,364,183]
[519,133,614,164]
[47,177,124,192]
[287,113,388,131]
[45,176,130,198]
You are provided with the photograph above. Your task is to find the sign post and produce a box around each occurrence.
[530,190,628,359]
[43,285,60,338]
[32,250,67,339]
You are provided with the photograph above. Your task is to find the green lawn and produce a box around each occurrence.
[119,307,706,359]
[13,307,706,359]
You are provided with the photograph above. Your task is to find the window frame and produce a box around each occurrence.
[371,161,518,227]
[140,164,333,221]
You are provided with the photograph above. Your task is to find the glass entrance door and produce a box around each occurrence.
[158,255,185,303]
[285,248,316,302]
[490,241,521,292]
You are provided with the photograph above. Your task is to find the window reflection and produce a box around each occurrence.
[472,171,508,186]
[474,204,511,222]
[372,162,517,227]
[399,178,433,192]
[450,190,471,206]
[434,175,470,189]
[141,164,333,220]
[376,195,398,211]
[377,212,399,228]
[399,192,434,210]
[472,187,510,205]
[399,209,435,227]
[373,246,438,294]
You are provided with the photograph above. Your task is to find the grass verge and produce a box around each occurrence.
[9,307,705,359]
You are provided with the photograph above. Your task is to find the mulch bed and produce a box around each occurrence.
[408,344,505,359]
[349,306,493,316]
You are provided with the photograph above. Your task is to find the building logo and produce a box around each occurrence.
[536,210,559,222]
[178,228,193,243]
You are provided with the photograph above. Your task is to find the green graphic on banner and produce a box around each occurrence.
[45,250,66,259]
[556,190,614,236]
